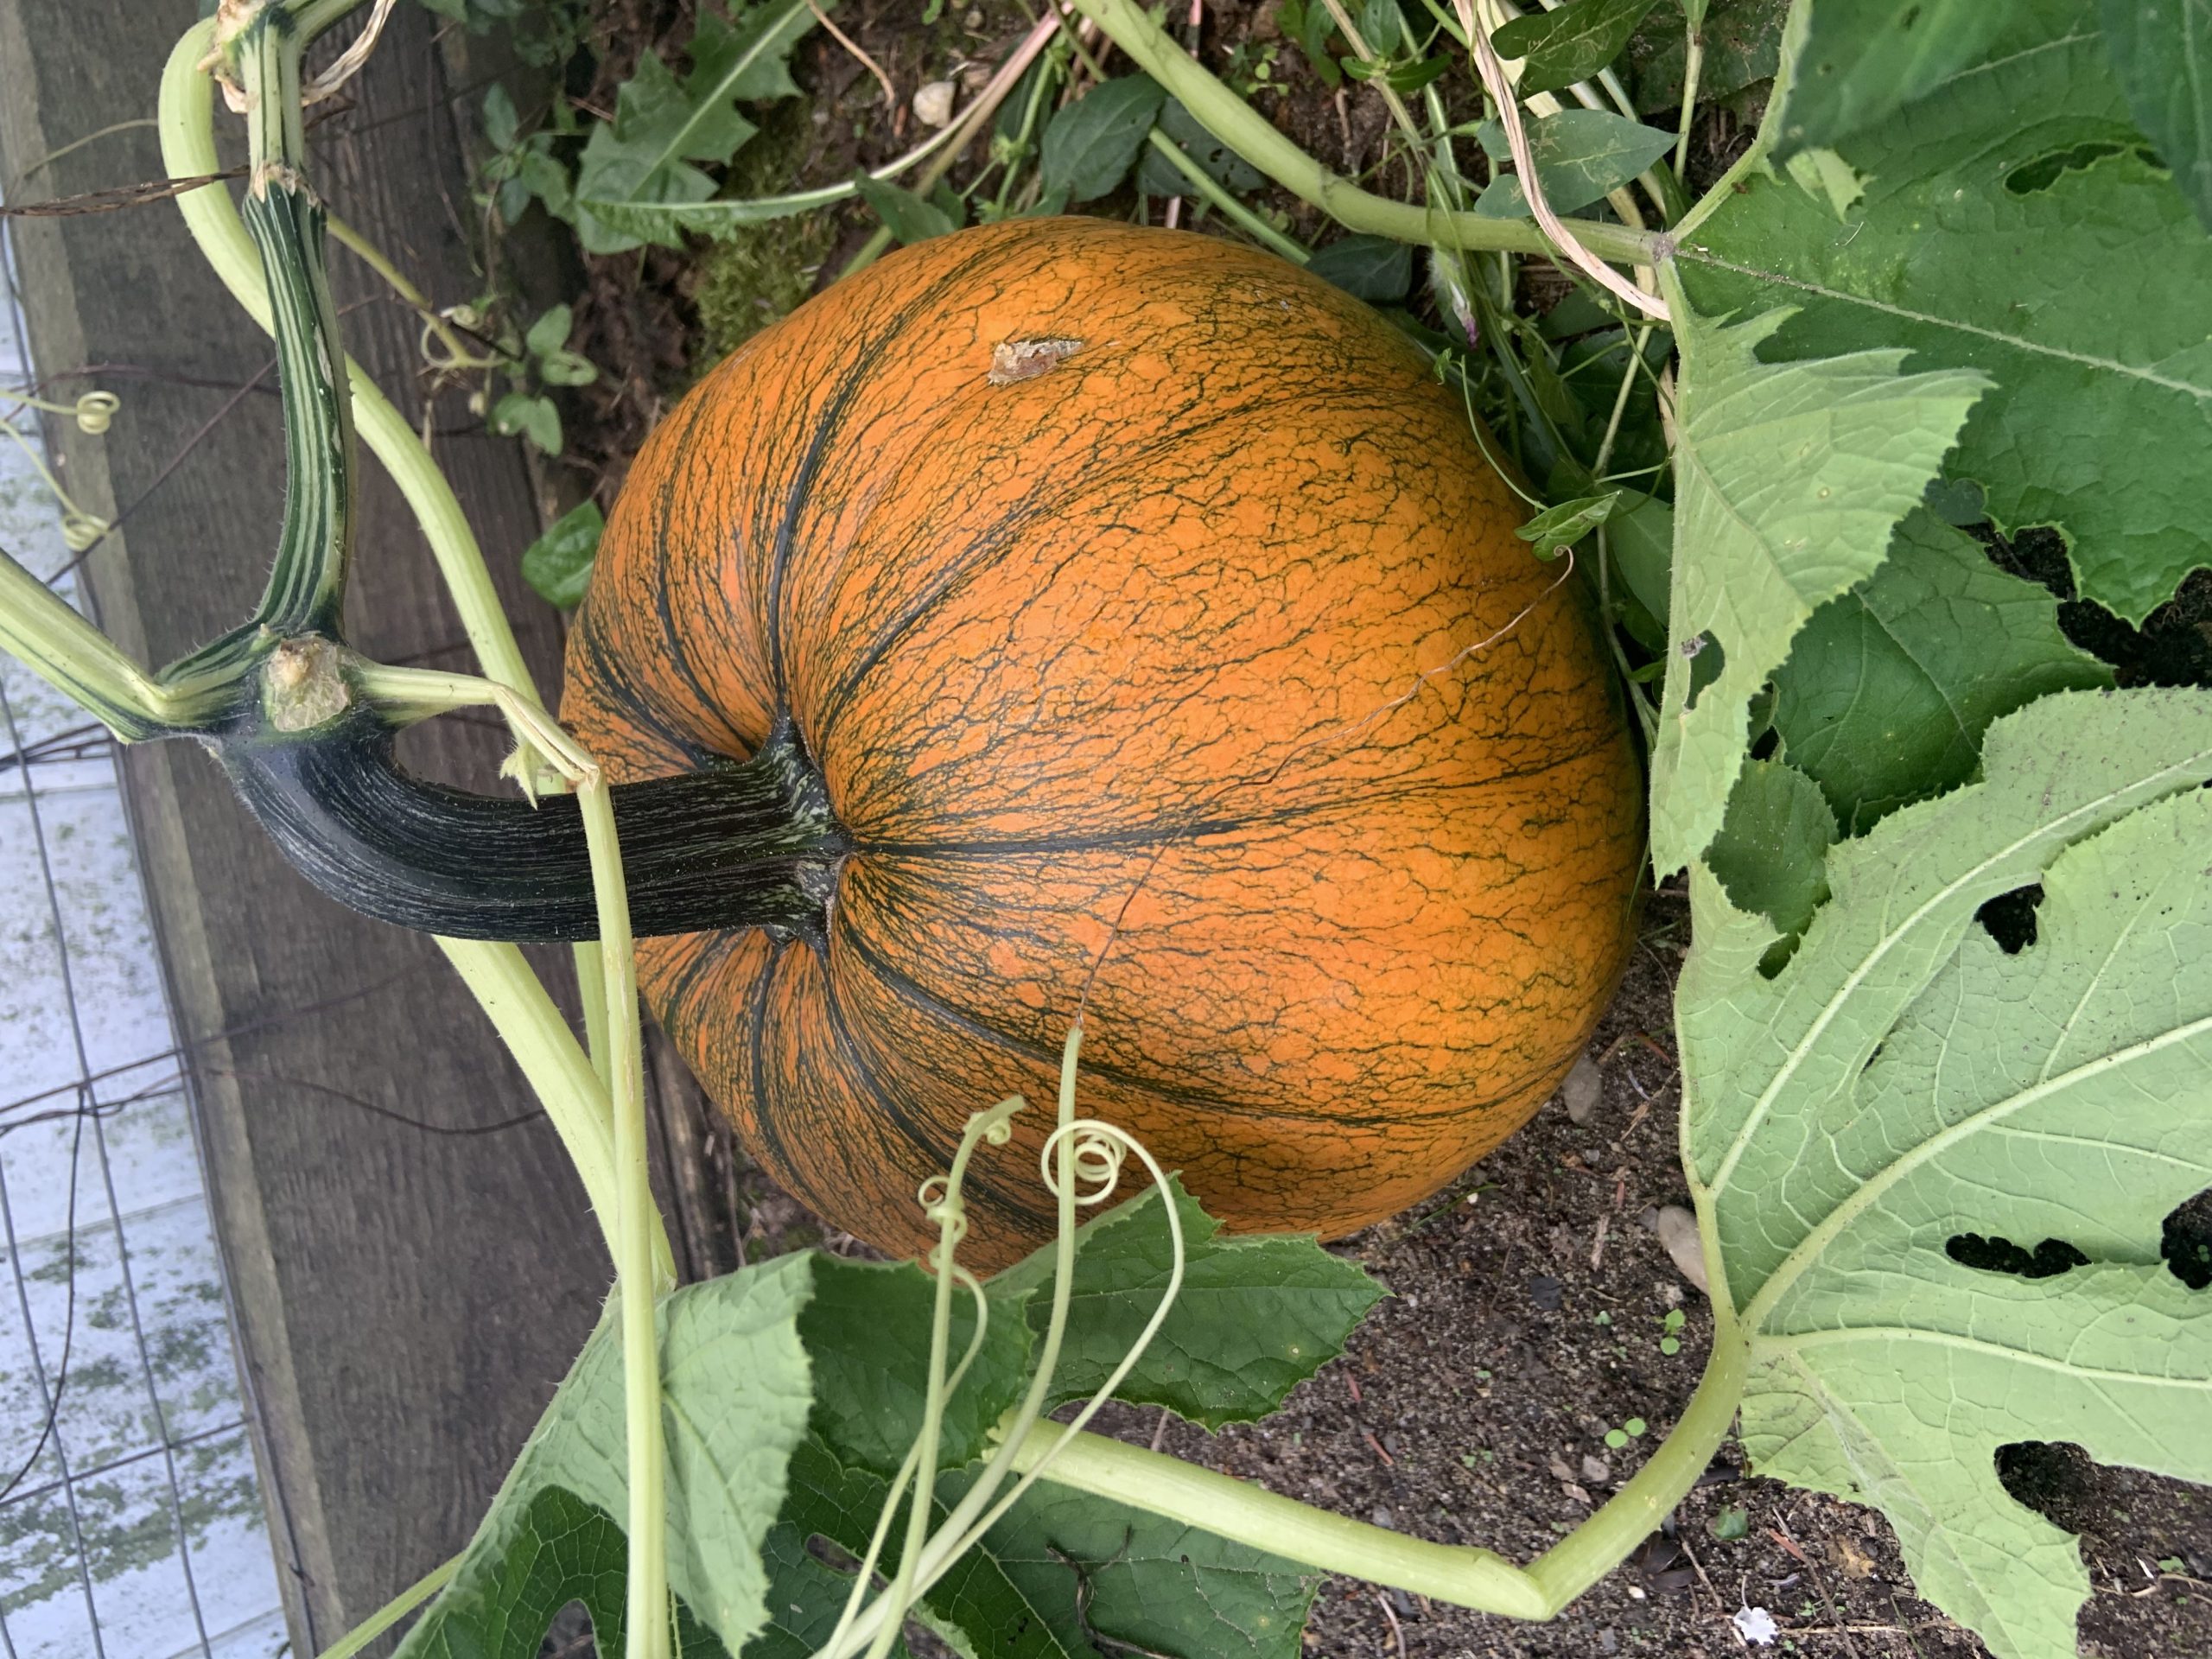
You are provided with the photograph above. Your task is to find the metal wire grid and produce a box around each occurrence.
[0,199,288,1656]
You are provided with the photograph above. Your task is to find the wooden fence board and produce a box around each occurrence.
[0,5,738,1649]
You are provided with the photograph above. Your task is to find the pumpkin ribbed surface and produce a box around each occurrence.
[562,217,1642,1265]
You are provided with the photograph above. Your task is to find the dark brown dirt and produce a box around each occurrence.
[463,5,2212,1656]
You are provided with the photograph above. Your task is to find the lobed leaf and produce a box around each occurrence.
[989,1177,1386,1431]
[1677,0,2212,622]
[2097,0,2212,231]
[1770,0,2007,157]
[395,1253,817,1658]
[572,0,826,252]
[798,1253,1033,1478]
[1682,687,2212,1659]
[1704,758,1834,942]
[1770,512,2112,831]
[771,1434,1314,1659]
[1647,286,1986,874]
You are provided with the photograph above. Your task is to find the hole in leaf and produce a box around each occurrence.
[543,1601,595,1655]
[1974,885,2044,953]
[1683,633,1725,710]
[1947,1231,2088,1278]
[2005,142,2135,194]
[2163,1189,2212,1291]
[1996,1440,2093,1510]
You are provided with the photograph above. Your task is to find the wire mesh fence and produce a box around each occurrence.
[1,195,289,1657]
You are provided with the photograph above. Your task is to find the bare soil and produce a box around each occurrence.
[474,4,2212,1655]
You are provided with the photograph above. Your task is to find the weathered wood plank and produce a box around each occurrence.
[0,5,660,1649]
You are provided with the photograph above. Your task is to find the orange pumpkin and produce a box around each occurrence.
[560,217,1642,1266]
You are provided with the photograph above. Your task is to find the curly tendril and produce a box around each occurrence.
[810,1025,1187,1659]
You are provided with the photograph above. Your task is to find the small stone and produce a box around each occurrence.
[1561,1052,1602,1124]
[1733,1606,1780,1647]
[1599,1629,1620,1655]
[1548,1458,1578,1484]
[1581,1454,1611,1486]
[1370,1506,1395,1529]
[912,79,957,129]
[1562,1482,1593,1506]
[1645,1204,1710,1293]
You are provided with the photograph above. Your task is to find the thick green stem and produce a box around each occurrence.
[0,549,223,739]
[1142,130,1308,261]
[1014,1300,1750,1619]
[232,10,353,637]
[1069,0,1661,266]
[157,18,539,708]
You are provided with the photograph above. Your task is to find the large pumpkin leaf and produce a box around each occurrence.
[799,1254,1035,1478]
[1769,512,2113,831]
[2098,0,2212,231]
[395,1253,817,1658]
[1647,283,1986,873]
[570,0,827,252]
[1675,0,2212,623]
[989,1176,1385,1431]
[770,1434,1316,1659]
[1768,0,2007,157]
[1681,687,2212,1659]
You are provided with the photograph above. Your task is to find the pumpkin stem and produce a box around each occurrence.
[222,712,849,942]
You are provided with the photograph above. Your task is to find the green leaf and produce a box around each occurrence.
[943,1470,1319,1659]
[1624,0,1788,110]
[990,1178,1385,1431]
[1677,0,2212,622]
[1682,687,2212,1659]
[1647,285,1988,874]
[1771,0,2009,156]
[798,1254,1033,1478]
[1278,0,1344,86]
[572,0,826,251]
[490,391,563,455]
[1491,0,1658,97]
[1704,758,1834,942]
[1472,108,1677,217]
[1517,491,1622,549]
[482,82,519,151]
[1771,513,2113,831]
[772,1435,1317,1659]
[2098,0,2212,231]
[524,303,573,360]
[1039,75,1166,203]
[1135,99,1267,194]
[396,1254,817,1658]
[1605,487,1673,628]
[853,172,960,244]
[520,500,603,609]
[538,348,601,388]
[1304,233,1413,302]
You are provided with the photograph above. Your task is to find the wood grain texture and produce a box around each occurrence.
[565,218,1645,1269]
[0,5,662,1650]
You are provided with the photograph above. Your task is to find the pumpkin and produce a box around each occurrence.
[559,217,1643,1266]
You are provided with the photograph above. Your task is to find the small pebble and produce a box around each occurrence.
[1581,1454,1611,1485]
[912,80,957,128]
[1561,1052,1602,1124]
[1370,1506,1395,1529]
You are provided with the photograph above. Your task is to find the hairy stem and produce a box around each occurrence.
[1014,1298,1750,1619]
